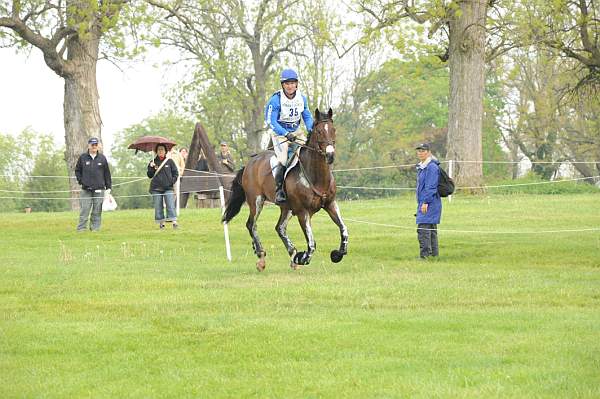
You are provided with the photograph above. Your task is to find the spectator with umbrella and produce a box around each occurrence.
[129,136,179,229]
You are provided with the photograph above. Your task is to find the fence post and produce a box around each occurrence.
[448,159,454,203]
[175,176,181,216]
[219,185,232,262]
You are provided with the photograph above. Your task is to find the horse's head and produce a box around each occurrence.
[310,107,336,164]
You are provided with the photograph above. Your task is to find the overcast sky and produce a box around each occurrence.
[0,47,171,153]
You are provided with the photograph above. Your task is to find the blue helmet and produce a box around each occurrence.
[280,68,299,83]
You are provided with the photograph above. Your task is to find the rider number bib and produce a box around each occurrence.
[278,89,305,124]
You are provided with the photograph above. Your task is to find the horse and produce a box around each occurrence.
[222,108,348,271]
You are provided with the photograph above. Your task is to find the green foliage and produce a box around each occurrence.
[0,130,70,212]
[20,136,70,212]
[482,67,512,180]
[498,44,600,180]
[331,47,510,196]
[339,56,449,162]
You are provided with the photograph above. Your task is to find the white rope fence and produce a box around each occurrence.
[337,175,600,191]
[0,177,148,193]
[1,160,597,203]
[345,218,600,234]
[0,189,231,201]
[2,174,596,199]
[2,159,599,178]
[332,159,600,173]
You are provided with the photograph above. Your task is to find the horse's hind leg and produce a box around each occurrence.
[275,207,296,259]
[246,195,266,271]
[324,200,348,263]
[292,211,316,268]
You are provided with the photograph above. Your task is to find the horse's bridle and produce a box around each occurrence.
[293,119,335,157]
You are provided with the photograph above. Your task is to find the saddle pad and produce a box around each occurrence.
[269,147,301,179]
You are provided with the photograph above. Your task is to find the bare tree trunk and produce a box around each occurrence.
[246,44,268,153]
[446,0,487,192]
[62,34,102,209]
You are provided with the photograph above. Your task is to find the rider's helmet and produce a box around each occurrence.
[280,69,299,83]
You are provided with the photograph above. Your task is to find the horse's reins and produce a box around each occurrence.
[284,119,334,157]
[297,156,335,206]
[290,119,336,205]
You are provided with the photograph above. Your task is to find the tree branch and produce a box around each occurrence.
[0,14,71,77]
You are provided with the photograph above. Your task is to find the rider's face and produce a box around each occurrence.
[282,81,298,97]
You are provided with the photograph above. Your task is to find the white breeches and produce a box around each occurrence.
[270,131,306,165]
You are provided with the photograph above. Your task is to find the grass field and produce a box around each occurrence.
[1,193,600,398]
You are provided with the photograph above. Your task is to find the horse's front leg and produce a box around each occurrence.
[275,207,297,259]
[246,195,267,271]
[324,200,348,263]
[292,211,316,268]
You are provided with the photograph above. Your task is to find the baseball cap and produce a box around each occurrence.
[220,141,228,146]
[415,143,430,151]
[88,137,99,145]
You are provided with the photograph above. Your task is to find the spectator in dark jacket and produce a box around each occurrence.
[147,144,179,229]
[415,143,442,259]
[217,141,235,172]
[75,137,112,232]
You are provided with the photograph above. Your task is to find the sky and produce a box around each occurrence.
[0,47,171,154]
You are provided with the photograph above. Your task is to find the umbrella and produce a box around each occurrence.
[128,135,177,153]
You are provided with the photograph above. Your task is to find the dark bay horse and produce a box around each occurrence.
[222,108,348,271]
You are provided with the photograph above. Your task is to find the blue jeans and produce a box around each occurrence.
[77,189,104,231]
[151,190,176,224]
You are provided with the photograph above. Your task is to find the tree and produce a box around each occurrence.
[0,130,70,212]
[504,0,600,180]
[146,0,320,154]
[0,130,35,212]
[445,0,488,190]
[523,0,600,90]
[498,45,600,182]
[293,0,342,109]
[355,0,504,190]
[334,56,449,197]
[0,1,144,208]
[22,136,70,212]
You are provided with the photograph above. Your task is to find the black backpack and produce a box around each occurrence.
[438,167,455,197]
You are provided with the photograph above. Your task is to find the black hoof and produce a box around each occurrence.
[330,250,344,263]
[294,252,310,265]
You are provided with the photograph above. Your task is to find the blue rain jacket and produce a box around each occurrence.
[416,158,442,224]
[264,91,314,136]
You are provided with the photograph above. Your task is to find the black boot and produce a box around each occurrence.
[274,164,287,204]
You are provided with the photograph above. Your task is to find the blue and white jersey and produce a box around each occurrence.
[265,90,314,136]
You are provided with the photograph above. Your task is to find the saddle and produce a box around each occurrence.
[270,146,301,179]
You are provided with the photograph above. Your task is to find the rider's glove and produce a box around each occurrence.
[286,133,296,142]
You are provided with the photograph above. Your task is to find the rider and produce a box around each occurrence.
[264,68,314,204]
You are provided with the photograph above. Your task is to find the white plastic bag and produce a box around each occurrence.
[103,190,118,211]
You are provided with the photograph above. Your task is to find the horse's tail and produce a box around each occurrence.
[222,167,246,223]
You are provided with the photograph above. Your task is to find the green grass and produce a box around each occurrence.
[1,194,600,398]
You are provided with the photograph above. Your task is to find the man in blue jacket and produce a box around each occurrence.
[264,68,314,204]
[415,143,442,259]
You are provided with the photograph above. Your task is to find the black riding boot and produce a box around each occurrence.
[274,164,287,204]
